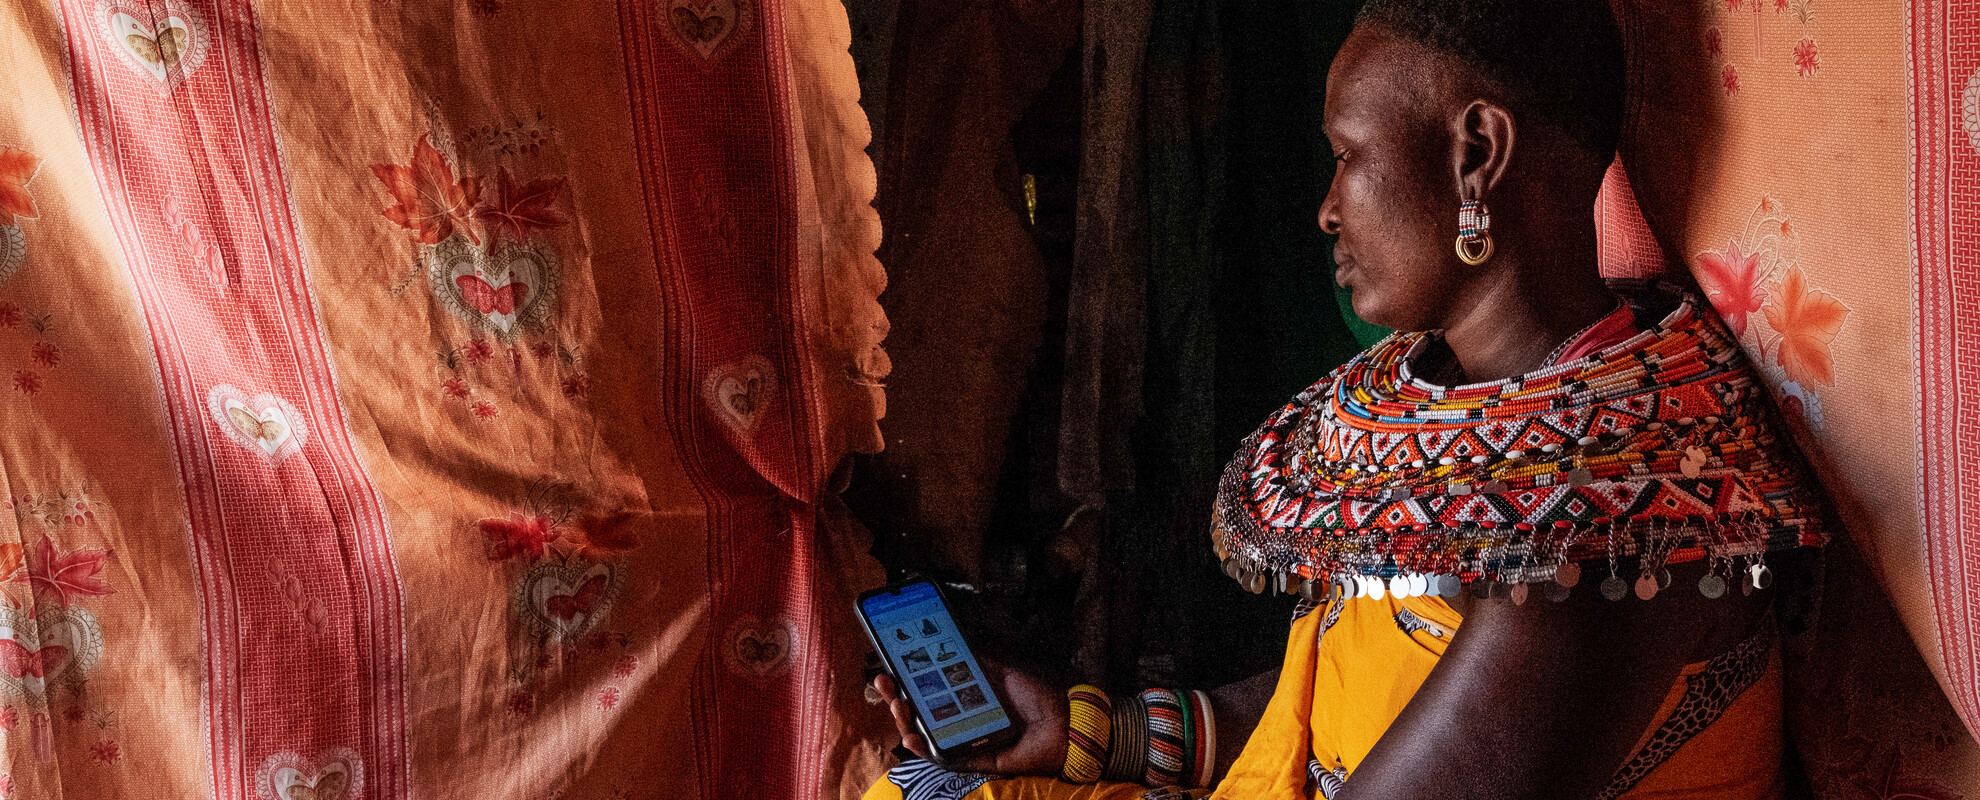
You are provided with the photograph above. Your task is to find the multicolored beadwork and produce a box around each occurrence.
[1211,281,1826,600]
[1457,199,1490,243]
[1063,685,1113,784]
[1140,688,1186,787]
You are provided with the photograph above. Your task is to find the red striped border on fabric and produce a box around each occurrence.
[1912,0,1980,735]
[51,0,408,796]
[615,0,831,797]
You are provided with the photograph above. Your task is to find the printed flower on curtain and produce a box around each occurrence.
[0,146,40,284]
[376,110,591,413]
[26,537,112,607]
[1794,38,1820,77]
[372,136,481,246]
[477,480,645,720]
[1763,266,1849,387]
[371,129,565,339]
[1694,198,1850,429]
[0,529,113,715]
[1696,240,1767,337]
[476,481,640,644]
[3,301,69,397]
[474,167,569,247]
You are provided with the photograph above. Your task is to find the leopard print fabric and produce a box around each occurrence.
[1593,626,1774,800]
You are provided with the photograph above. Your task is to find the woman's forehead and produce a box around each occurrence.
[1325,29,1449,138]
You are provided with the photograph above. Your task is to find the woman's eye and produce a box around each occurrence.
[1332,151,1350,163]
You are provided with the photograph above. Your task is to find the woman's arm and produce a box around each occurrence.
[1209,667,1282,784]
[1339,564,1770,800]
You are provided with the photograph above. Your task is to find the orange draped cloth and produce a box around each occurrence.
[864,594,1785,800]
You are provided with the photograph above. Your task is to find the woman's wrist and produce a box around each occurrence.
[1063,685,1217,789]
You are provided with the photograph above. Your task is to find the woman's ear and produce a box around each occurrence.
[1452,99,1516,201]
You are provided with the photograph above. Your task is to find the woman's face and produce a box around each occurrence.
[1318,28,1470,333]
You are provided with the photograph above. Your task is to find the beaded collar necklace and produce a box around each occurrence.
[1211,280,1826,604]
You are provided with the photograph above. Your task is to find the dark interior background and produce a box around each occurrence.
[840,0,1382,693]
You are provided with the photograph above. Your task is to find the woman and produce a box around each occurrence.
[866,1,1826,798]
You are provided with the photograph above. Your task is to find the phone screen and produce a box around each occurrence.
[860,582,1012,751]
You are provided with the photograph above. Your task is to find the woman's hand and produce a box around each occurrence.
[873,661,1069,776]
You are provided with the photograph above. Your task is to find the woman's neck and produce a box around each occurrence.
[1436,237,1617,384]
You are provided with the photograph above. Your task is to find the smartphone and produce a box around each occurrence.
[856,580,1020,764]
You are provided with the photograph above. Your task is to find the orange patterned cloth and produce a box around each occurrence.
[0,0,890,798]
[859,595,1784,800]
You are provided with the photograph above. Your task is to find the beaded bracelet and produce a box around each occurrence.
[1176,688,1196,787]
[1140,688,1186,787]
[1188,689,1216,788]
[1062,685,1113,784]
[1103,693,1149,783]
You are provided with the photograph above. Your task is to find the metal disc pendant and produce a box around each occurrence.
[1451,483,1474,496]
[1437,574,1462,597]
[1481,480,1509,494]
[1601,575,1629,601]
[1299,579,1320,602]
[1566,468,1595,486]
[1555,562,1582,588]
[1389,575,1411,598]
[1634,574,1659,600]
[1657,567,1674,591]
[1749,563,1773,590]
[1544,582,1573,603]
[1510,582,1529,605]
[1367,576,1387,600]
[1246,570,1267,594]
[1699,573,1727,599]
[1222,557,1241,579]
[1408,574,1429,597]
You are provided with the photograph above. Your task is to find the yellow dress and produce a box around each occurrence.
[864,594,1783,800]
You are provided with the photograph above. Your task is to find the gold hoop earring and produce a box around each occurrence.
[1455,199,1493,266]
[1455,234,1494,265]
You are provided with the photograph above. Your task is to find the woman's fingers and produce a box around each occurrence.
[874,675,932,759]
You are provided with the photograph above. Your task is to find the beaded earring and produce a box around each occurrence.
[1456,199,1494,265]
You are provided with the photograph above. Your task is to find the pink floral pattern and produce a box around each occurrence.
[1794,37,1820,77]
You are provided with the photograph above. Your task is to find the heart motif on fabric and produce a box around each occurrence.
[722,617,797,678]
[207,385,308,463]
[96,0,211,95]
[702,357,776,432]
[655,0,753,66]
[425,237,559,337]
[513,560,622,641]
[0,605,104,704]
[255,748,364,800]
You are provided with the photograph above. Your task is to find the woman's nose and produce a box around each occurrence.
[1317,195,1342,235]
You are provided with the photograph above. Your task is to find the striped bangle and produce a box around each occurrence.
[1140,688,1185,787]
[1177,687,1196,788]
[1103,694,1149,784]
[1063,685,1113,784]
[1188,689,1217,788]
